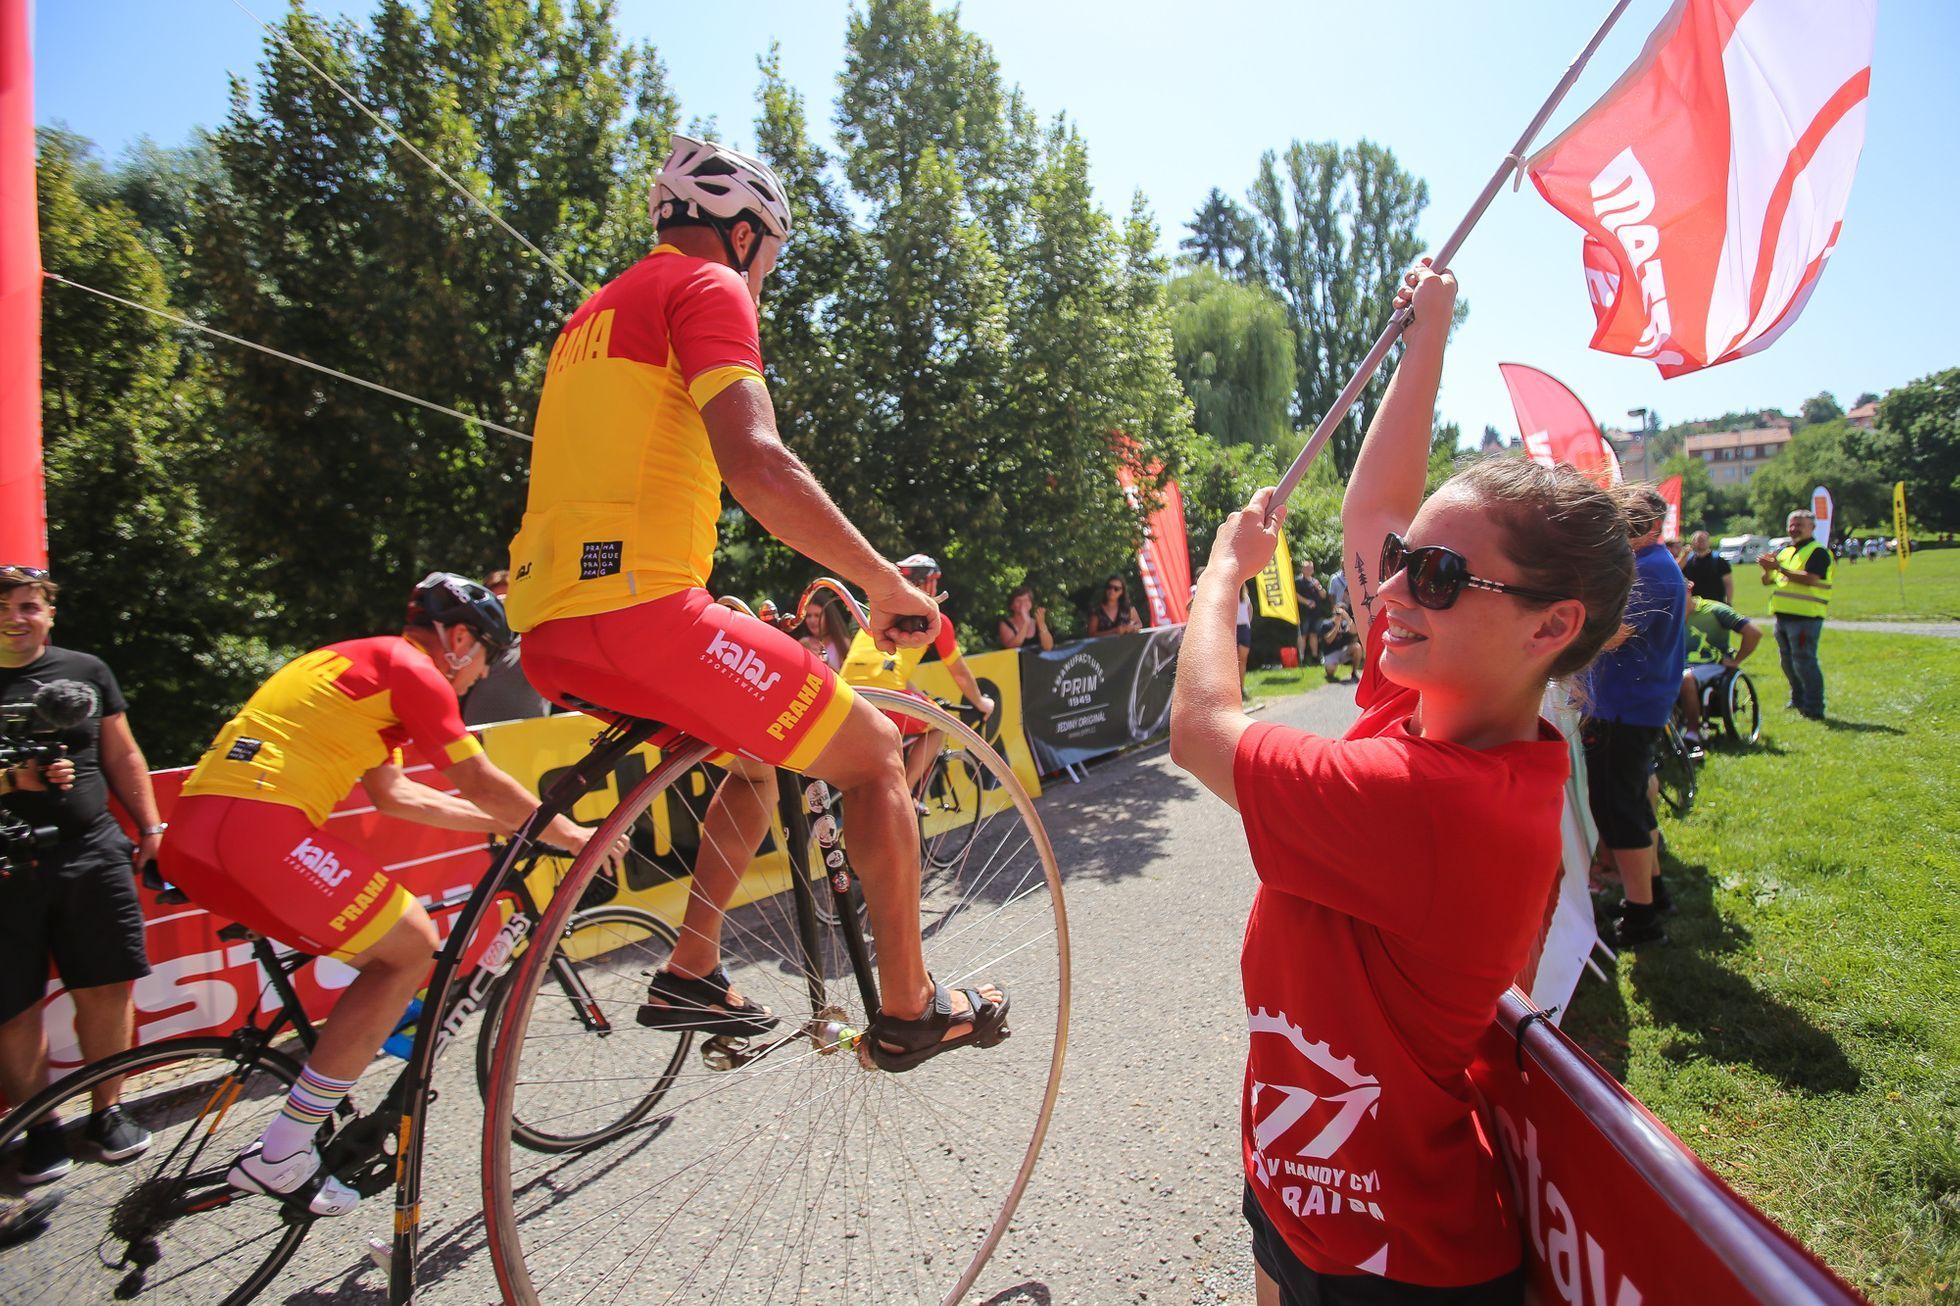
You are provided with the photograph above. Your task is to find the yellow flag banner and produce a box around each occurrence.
[1893,481,1910,572]
[1254,526,1300,625]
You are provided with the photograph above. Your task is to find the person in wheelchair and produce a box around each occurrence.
[1677,595,1761,750]
[840,555,995,799]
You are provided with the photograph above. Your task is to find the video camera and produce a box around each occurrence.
[0,678,99,878]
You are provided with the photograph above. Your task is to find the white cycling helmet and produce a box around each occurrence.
[651,134,793,243]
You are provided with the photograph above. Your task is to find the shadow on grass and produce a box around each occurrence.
[1819,718,1905,736]
[1576,851,1861,1097]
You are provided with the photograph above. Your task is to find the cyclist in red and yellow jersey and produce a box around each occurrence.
[507,135,1007,1072]
[161,574,608,1214]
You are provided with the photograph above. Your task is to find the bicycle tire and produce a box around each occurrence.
[1724,671,1761,746]
[482,692,1069,1305]
[1656,721,1698,815]
[920,746,984,871]
[0,1035,311,1306]
[476,905,691,1154]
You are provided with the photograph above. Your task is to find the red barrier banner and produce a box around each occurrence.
[1473,990,1862,1305]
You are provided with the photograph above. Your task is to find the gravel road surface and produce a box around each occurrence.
[246,684,1366,1306]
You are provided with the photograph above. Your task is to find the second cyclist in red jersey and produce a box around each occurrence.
[506,135,1007,1070]
[162,574,612,1215]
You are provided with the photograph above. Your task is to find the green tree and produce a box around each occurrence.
[196,1,675,643]
[1798,390,1843,429]
[1866,367,1959,529]
[1166,266,1295,447]
[37,131,284,761]
[1179,187,1260,281]
[1238,140,1458,478]
[1749,419,1889,534]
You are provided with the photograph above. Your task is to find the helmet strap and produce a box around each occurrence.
[433,623,483,678]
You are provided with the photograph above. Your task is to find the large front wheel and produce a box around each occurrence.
[482,695,1069,1304]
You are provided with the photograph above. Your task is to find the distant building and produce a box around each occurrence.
[1605,428,1653,483]
[1846,401,1878,430]
[1685,422,1794,486]
[1481,427,1507,456]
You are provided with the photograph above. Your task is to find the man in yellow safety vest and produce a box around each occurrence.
[1758,508,1833,719]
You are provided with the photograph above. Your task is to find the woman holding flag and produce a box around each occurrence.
[1171,262,1640,1303]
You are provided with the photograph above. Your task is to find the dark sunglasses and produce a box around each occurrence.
[1380,532,1570,611]
[1,565,50,580]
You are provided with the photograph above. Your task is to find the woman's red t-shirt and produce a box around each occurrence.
[1231,618,1569,1286]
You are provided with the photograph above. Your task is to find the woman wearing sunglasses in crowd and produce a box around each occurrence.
[1171,260,1637,1306]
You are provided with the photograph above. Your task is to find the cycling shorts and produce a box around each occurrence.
[521,587,858,771]
[160,794,415,960]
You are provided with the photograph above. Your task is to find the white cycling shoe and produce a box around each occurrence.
[228,1142,361,1217]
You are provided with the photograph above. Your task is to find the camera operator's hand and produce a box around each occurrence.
[9,757,75,793]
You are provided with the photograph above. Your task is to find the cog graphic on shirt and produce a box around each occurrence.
[1247,1007,1382,1162]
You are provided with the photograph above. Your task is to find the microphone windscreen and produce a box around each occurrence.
[32,679,101,732]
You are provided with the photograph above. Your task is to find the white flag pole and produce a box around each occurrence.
[1265,0,1638,525]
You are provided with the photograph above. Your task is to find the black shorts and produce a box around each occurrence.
[1580,718,1661,850]
[0,820,150,1023]
[1243,1182,1524,1305]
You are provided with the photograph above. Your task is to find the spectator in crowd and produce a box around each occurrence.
[1582,486,1688,949]
[1678,595,1762,749]
[1759,508,1833,720]
[0,565,163,1184]
[1318,605,1362,683]
[996,585,1054,651]
[462,569,550,726]
[797,592,852,669]
[1236,583,1254,687]
[1294,559,1328,666]
[1679,530,1734,604]
[1326,560,1350,616]
[1085,575,1141,638]
[1170,263,1635,1306]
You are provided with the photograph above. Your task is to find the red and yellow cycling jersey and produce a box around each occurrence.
[838,619,962,694]
[181,635,483,826]
[505,246,766,632]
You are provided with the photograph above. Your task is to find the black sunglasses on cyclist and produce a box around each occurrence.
[1379,532,1571,611]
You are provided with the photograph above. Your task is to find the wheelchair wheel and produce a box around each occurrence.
[1722,670,1761,746]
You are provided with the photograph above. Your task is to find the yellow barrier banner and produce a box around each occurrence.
[1254,526,1299,625]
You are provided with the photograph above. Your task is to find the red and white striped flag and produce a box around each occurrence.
[1527,0,1876,378]
[1499,363,1621,490]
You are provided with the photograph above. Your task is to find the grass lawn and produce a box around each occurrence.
[1727,543,1960,622]
[1565,630,1960,1301]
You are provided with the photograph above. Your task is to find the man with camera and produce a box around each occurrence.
[0,565,162,1184]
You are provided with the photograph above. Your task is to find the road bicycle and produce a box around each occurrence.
[0,580,1067,1305]
[1655,714,1699,816]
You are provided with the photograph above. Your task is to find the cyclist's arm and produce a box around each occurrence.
[944,659,994,718]
[1731,621,1762,664]
[362,761,502,832]
[702,379,936,652]
[1339,263,1454,649]
[440,753,593,852]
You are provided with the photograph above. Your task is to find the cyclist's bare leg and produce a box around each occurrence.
[903,726,943,794]
[665,756,778,1005]
[806,696,1002,1031]
[279,904,440,1086]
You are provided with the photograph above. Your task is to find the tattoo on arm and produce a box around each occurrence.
[1353,552,1376,613]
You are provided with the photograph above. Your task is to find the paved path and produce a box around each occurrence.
[250,685,1365,1305]
[1828,620,1960,638]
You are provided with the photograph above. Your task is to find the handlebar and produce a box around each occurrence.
[721,578,933,639]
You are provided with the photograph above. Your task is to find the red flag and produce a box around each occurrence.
[1527,0,1876,378]
[0,0,44,566]
[1658,474,1683,542]
[1499,363,1618,491]
[1113,442,1191,627]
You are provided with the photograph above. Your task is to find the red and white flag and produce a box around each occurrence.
[1657,474,1683,542]
[1113,440,1192,626]
[1499,363,1621,490]
[1527,0,1876,378]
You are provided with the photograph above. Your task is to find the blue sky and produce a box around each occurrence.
[32,0,1960,448]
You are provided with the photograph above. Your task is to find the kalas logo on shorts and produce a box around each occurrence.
[702,629,782,696]
[288,836,353,888]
